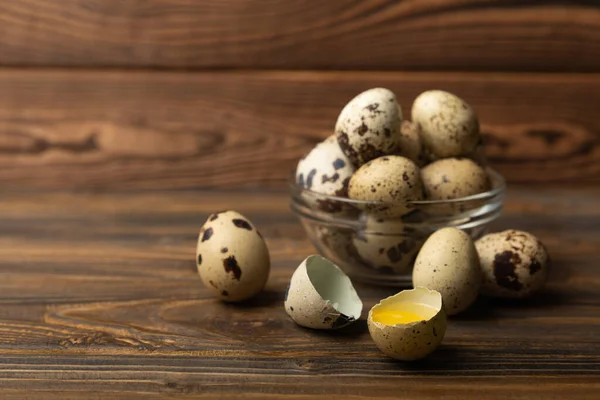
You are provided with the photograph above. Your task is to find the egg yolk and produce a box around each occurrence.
[372,303,435,325]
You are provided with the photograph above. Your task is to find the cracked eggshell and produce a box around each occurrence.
[475,230,549,299]
[335,88,402,167]
[413,227,482,316]
[352,216,422,274]
[348,155,424,218]
[285,255,363,330]
[411,90,480,158]
[196,211,270,302]
[368,287,447,361]
[296,135,355,214]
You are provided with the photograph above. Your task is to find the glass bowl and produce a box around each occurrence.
[289,168,506,287]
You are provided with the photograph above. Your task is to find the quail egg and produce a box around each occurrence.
[352,216,422,274]
[368,287,447,361]
[196,211,270,302]
[335,88,402,167]
[411,90,480,158]
[296,135,355,214]
[422,158,490,200]
[285,255,363,329]
[421,157,491,214]
[413,227,482,315]
[475,230,550,298]
[348,155,424,218]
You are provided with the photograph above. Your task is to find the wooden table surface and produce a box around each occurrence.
[0,186,598,399]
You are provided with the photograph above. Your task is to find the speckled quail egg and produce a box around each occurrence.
[285,255,363,329]
[422,158,490,200]
[196,211,270,302]
[475,230,550,298]
[411,90,480,158]
[296,135,355,214]
[335,88,402,167]
[397,120,425,166]
[352,216,423,274]
[368,287,447,361]
[348,155,424,218]
[421,157,491,214]
[413,227,482,316]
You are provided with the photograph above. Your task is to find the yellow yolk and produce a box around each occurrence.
[372,303,435,325]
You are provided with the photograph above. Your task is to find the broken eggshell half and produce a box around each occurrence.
[285,255,363,329]
[368,287,447,361]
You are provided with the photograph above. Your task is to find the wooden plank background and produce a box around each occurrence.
[1,0,599,71]
[0,0,598,189]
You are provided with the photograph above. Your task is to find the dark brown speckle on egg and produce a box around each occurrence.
[356,122,369,136]
[306,169,317,189]
[201,227,214,242]
[529,260,542,275]
[297,173,305,188]
[365,103,380,112]
[333,158,346,170]
[232,219,252,230]
[223,256,242,280]
[493,251,523,290]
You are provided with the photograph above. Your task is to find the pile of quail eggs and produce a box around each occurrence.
[296,88,496,275]
[296,88,491,216]
[194,88,551,362]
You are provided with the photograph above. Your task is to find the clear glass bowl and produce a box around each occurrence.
[289,168,506,287]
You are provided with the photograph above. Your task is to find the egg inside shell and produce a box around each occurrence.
[475,229,549,299]
[348,155,424,218]
[411,90,480,158]
[295,135,356,215]
[285,255,363,330]
[196,210,270,302]
[335,87,403,167]
[412,227,482,316]
[368,287,447,361]
[352,216,422,274]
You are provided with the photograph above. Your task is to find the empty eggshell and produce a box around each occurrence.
[296,135,356,214]
[335,88,402,167]
[196,211,270,302]
[352,216,422,274]
[285,255,363,329]
[348,155,424,218]
[413,227,482,316]
[475,230,550,298]
[411,90,480,158]
[368,287,447,361]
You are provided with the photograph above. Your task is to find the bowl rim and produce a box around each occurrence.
[289,167,506,206]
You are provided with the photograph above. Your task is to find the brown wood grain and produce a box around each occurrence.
[0,69,598,189]
[0,187,598,398]
[0,1,598,71]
